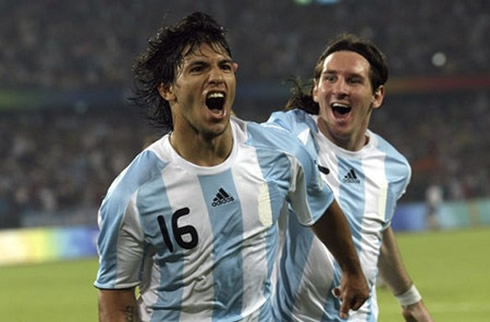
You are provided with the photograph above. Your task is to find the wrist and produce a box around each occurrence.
[395,284,422,307]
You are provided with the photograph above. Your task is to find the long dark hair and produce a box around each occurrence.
[285,33,388,114]
[129,12,232,132]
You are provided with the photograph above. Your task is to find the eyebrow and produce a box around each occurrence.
[184,57,233,67]
[322,69,365,78]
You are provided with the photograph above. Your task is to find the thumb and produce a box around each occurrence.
[339,298,350,319]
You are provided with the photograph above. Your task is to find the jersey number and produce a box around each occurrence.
[157,207,198,252]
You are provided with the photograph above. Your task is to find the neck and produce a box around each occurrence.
[170,126,233,167]
[318,118,368,151]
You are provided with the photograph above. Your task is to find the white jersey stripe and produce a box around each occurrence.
[232,150,271,320]
[335,155,365,250]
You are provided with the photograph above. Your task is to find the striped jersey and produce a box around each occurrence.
[94,116,334,322]
[267,109,411,322]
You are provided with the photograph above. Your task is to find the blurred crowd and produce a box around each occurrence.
[371,92,490,202]
[0,0,488,89]
[1,0,489,227]
[0,106,153,228]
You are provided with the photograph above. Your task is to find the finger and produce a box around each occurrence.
[349,297,365,311]
[339,298,350,319]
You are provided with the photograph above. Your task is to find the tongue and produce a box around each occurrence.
[209,108,224,116]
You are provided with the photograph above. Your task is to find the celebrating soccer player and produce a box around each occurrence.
[268,33,433,321]
[94,13,368,321]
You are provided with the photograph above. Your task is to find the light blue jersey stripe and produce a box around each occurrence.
[275,212,315,321]
[376,138,411,223]
[137,167,184,322]
[248,121,333,224]
[198,171,244,322]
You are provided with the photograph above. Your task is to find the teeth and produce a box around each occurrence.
[207,92,224,99]
[331,102,351,115]
[332,103,349,108]
[206,92,225,111]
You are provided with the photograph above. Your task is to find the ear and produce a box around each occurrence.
[232,62,239,73]
[371,85,385,110]
[312,79,320,103]
[158,82,175,102]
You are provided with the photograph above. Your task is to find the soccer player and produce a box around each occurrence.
[94,13,369,321]
[268,33,433,321]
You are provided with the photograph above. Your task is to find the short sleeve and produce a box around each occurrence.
[94,192,145,290]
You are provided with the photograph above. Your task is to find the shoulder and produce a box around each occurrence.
[370,131,411,178]
[233,116,315,165]
[102,139,169,209]
[267,109,317,135]
[265,110,320,156]
[242,117,303,154]
[371,132,409,164]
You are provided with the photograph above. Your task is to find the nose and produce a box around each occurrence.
[208,65,225,85]
[332,78,349,97]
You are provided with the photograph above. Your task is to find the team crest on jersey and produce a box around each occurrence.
[342,169,360,184]
[212,187,235,207]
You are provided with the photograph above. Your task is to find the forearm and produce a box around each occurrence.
[312,200,369,317]
[98,288,140,322]
[379,228,433,321]
[311,200,362,274]
[378,227,413,295]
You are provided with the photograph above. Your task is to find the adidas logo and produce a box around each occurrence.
[211,188,235,207]
[342,169,360,184]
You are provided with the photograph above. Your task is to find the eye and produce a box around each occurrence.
[324,74,336,83]
[190,65,204,73]
[220,62,233,72]
[349,77,363,84]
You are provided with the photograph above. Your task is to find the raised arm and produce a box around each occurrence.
[98,288,140,322]
[311,200,369,319]
[378,227,433,322]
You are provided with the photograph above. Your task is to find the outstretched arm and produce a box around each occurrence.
[311,200,369,319]
[98,288,140,322]
[378,227,433,322]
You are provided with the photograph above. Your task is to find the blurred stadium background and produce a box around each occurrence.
[0,0,489,321]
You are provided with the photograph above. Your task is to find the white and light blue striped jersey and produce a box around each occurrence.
[94,116,334,322]
[267,109,411,322]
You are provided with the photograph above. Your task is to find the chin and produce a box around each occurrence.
[206,121,230,138]
[330,128,352,140]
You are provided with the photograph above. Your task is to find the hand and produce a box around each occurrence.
[402,300,433,322]
[334,272,370,319]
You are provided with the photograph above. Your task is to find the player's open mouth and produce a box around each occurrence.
[331,102,351,117]
[206,92,226,116]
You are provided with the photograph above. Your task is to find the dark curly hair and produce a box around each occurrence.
[285,33,388,114]
[130,12,232,132]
